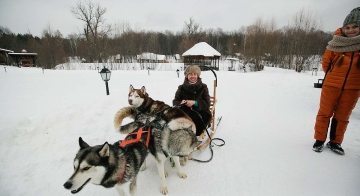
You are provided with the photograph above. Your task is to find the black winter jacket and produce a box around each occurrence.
[173,78,212,118]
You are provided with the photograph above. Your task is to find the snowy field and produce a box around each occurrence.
[0,65,359,196]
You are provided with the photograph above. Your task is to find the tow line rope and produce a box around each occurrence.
[173,104,225,163]
[145,103,225,163]
[190,115,225,163]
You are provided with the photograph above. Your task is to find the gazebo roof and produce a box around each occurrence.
[0,48,14,53]
[182,42,221,57]
[9,52,38,56]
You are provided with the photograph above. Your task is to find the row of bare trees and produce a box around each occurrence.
[0,1,333,72]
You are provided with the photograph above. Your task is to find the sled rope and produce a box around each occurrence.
[193,109,225,148]
[190,109,225,163]
[147,106,172,130]
[138,104,225,163]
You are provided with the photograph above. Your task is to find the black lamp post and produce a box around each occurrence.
[100,67,111,95]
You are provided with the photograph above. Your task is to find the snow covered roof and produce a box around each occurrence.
[226,57,239,61]
[9,52,38,56]
[137,52,165,60]
[174,54,181,60]
[0,48,14,53]
[182,42,221,57]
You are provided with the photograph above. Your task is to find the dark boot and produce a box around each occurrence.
[327,142,345,155]
[312,140,325,152]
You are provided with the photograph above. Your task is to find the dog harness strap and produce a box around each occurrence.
[151,106,171,118]
[162,150,169,158]
[117,160,126,184]
[145,126,151,147]
[119,127,151,148]
[119,128,143,148]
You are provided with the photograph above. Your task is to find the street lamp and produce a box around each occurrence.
[100,67,111,95]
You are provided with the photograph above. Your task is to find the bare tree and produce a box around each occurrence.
[39,25,66,68]
[71,0,111,62]
[179,17,206,52]
[183,17,202,38]
[244,17,269,71]
[288,7,322,72]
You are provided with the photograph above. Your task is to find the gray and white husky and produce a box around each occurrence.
[114,85,201,195]
[63,137,148,196]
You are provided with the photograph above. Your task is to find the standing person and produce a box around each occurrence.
[312,7,360,155]
[173,65,212,136]
[176,69,180,78]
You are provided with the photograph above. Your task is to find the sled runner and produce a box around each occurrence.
[196,66,223,150]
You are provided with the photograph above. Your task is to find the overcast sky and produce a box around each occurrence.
[0,0,359,37]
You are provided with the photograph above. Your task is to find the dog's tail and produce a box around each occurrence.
[119,122,144,134]
[114,106,134,131]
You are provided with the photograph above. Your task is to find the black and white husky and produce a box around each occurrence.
[114,85,201,195]
[63,137,148,196]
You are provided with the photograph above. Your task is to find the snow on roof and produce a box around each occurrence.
[157,54,166,61]
[182,42,221,57]
[0,48,14,53]
[226,57,239,61]
[9,53,38,55]
[137,52,166,60]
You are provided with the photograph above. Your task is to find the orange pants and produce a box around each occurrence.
[314,85,360,144]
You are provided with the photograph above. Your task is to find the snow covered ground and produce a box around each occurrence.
[0,65,359,196]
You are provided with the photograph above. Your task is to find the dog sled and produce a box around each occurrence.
[196,66,223,151]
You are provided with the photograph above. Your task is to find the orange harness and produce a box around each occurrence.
[117,126,151,184]
[119,126,151,148]
[117,161,126,184]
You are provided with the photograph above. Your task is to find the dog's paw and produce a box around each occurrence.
[177,172,187,179]
[180,158,187,166]
[160,187,168,195]
[140,164,146,171]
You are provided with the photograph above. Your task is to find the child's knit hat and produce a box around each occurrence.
[343,7,360,27]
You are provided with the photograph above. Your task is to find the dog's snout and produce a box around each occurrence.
[128,99,133,105]
[63,181,73,189]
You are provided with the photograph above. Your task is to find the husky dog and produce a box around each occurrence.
[63,137,148,196]
[114,85,201,195]
[114,85,196,134]
[118,113,201,195]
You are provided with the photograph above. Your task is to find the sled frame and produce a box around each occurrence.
[197,66,219,150]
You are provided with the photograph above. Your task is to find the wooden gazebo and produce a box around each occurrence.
[8,49,38,67]
[182,42,221,70]
[0,48,14,65]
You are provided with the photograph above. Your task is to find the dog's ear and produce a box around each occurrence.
[129,85,134,92]
[185,125,193,132]
[140,86,146,94]
[79,137,90,149]
[98,142,110,158]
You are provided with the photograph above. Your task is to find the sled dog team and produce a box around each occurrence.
[63,84,204,196]
[63,6,360,195]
